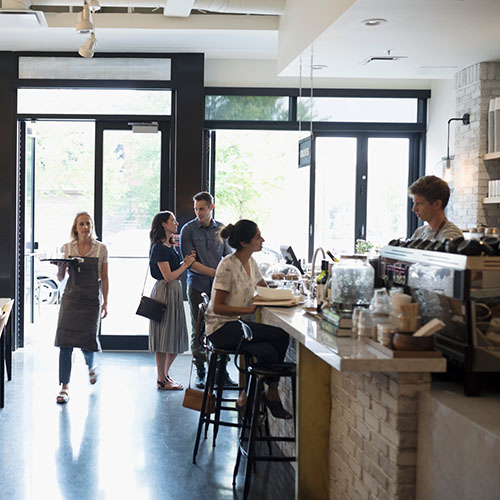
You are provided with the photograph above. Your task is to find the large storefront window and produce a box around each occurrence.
[213,130,309,262]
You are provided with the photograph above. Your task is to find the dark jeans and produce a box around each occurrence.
[187,284,208,373]
[208,320,289,387]
[59,347,94,385]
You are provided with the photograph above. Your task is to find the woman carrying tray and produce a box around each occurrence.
[53,212,109,404]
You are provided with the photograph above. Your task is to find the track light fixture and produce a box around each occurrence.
[76,1,93,34]
[78,33,97,58]
[88,0,101,12]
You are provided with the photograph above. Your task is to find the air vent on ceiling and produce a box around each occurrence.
[361,55,407,65]
[0,10,48,28]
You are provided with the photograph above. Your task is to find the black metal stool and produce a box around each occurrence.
[192,295,248,464]
[232,321,296,500]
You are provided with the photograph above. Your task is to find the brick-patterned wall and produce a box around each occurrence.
[454,62,500,229]
[329,371,431,500]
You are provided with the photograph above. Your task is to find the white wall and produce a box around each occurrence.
[277,0,355,73]
[204,58,432,90]
[426,79,455,176]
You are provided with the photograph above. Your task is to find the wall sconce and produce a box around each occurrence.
[443,112,471,182]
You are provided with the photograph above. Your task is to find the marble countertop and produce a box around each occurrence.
[261,306,447,373]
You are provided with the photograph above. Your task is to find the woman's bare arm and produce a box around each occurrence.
[212,289,257,316]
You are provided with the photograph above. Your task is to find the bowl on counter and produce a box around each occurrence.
[392,332,435,351]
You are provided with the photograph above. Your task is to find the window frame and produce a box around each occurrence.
[205,87,428,259]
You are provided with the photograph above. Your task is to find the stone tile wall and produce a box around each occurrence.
[329,371,431,500]
[453,62,500,229]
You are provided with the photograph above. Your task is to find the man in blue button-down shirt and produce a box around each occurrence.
[180,192,232,388]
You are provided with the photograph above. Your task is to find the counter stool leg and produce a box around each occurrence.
[193,352,218,463]
[243,377,264,500]
[204,353,218,439]
[233,373,257,485]
[212,353,227,447]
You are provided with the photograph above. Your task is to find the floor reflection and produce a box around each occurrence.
[56,395,104,500]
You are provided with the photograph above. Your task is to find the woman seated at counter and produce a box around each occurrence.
[204,219,292,419]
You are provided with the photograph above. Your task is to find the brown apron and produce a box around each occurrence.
[54,256,101,351]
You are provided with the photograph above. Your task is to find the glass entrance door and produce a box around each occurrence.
[21,120,95,346]
[97,121,169,349]
[314,135,411,254]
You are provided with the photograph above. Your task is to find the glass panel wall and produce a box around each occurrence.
[24,121,95,340]
[205,96,289,121]
[366,138,410,248]
[101,129,161,336]
[298,97,417,123]
[18,89,172,115]
[314,137,357,254]
[214,130,309,264]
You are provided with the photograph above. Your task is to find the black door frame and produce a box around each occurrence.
[311,130,422,256]
[16,118,172,350]
[95,119,172,350]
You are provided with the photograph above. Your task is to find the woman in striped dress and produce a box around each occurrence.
[149,211,196,390]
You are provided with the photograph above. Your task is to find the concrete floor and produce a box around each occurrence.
[0,320,295,500]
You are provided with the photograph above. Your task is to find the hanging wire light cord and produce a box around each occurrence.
[310,44,314,135]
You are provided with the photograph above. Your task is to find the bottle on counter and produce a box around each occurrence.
[370,288,392,341]
[325,262,334,307]
[316,260,329,312]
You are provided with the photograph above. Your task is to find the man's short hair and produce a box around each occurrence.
[193,191,214,206]
[408,175,450,209]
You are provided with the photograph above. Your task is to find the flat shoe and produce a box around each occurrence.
[157,378,183,391]
[56,390,69,404]
[263,393,292,420]
[166,376,184,390]
[89,366,98,385]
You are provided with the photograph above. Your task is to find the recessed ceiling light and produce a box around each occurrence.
[311,64,328,71]
[362,18,387,27]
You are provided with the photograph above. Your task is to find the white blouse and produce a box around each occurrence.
[62,239,108,279]
[205,253,263,335]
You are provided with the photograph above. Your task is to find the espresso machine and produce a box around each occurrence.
[380,246,500,395]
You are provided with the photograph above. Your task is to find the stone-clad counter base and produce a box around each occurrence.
[259,307,443,500]
[330,371,431,500]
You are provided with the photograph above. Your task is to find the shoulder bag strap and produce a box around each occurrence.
[141,246,153,296]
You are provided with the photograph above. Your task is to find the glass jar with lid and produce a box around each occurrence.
[263,262,302,292]
[331,255,374,310]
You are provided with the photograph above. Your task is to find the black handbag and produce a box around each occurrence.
[136,295,167,323]
[136,253,167,323]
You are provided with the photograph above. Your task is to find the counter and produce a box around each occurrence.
[260,306,446,500]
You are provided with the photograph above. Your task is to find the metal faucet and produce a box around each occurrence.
[311,246,326,281]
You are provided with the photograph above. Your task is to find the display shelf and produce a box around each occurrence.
[484,151,500,160]
[483,196,500,204]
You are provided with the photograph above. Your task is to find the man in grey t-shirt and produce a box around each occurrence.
[409,175,463,242]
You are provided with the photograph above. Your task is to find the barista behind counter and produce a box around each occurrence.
[409,175,463,242]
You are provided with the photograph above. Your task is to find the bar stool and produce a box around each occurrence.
[0,298,14,409]
[192,294,249,464]
[232,321,296,500]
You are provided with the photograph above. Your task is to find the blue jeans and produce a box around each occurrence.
[59,347,95,385]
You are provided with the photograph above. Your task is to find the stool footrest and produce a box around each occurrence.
[251,456,296,463]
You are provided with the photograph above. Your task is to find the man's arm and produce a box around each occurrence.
[179,224,193,259]
[190,261,216,277]
[180,222,216,277]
